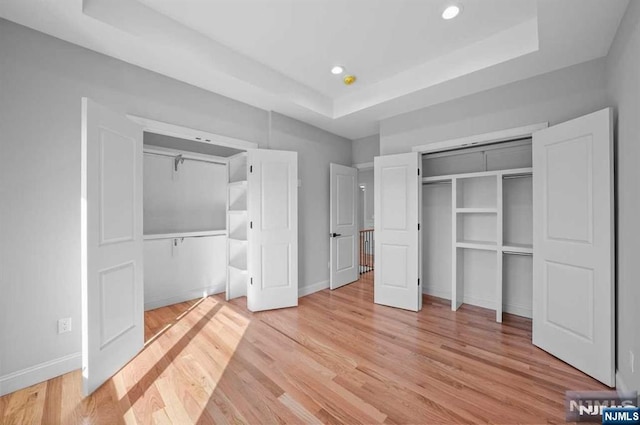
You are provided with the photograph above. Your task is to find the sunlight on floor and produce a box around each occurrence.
[110,296,251,424]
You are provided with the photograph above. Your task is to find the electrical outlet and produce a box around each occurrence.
[58,318,72,334]
[630,350,635,374]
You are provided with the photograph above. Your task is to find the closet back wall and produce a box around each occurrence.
[143,151,227,310]
[143,153,226,235]
[0,18,351,396]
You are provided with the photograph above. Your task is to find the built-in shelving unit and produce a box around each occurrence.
[226,152,249,300]
[424,167,533,323]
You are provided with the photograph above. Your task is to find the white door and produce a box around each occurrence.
[247,149,298,312]
[374,152,422,311]
[532,108,614,386]
[329,163,359,289]
[81,98,144,396]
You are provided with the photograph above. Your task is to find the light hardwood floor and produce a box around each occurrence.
[0,273,608,424]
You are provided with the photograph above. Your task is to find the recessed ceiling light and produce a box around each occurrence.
[442,4,462,20]
[331,65,344,75]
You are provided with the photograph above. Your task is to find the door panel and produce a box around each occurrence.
[82,98,143,396]
[247,149,298,311]
[532,108,614,386]
[330,164,358,289]
[374,153,421,311]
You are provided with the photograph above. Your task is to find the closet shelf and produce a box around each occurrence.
[502,243,533,254]
[143,230,226,241]
[228,210,247,215]
[228,180,247,188]
[456,240,498,251]
[229,238,248,246]
[228,265,248,274]
[422,167,532,184]
[456,208,497,214]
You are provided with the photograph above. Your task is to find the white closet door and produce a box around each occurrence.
[247,149,298,312]
[329,163,359,289]
[81,98,144,396]
[532,108,614,386]
[374,152,422,311]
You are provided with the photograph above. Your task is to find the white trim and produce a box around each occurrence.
[412,123,548,154]
[353,162,374,170]
[143,145,229,165]
[144,284,225,311]
[143,230,226,241]
[299,280,329,297]
[128,114,259,151]
[422,287,532,318]
[0,353,81,397]
[615,370,627,392]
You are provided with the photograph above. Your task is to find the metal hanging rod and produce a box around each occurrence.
[143,150,227,166]
[422,180,452,185]
[503,173,533,180]
[502,251,533,256]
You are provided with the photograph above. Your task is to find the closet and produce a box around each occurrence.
[141,132,299,313]
[81,98,300,396]
[374,109,615,386]
[421,139,533,322]
[142,132,241,310]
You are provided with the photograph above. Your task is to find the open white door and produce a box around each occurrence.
[532,108,614,386]
[81,98,144,396]
[374,152,422,311]
[246,149,298,312]
[329,163,359,289]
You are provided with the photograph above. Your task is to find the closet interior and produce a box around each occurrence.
[422,139,533,322]
[142,132,243,313]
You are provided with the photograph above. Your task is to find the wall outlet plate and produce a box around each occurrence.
[58,318,72,334]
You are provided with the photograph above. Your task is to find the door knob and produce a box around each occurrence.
[330,233,342,238]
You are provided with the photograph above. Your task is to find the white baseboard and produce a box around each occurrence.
[144,284,225,311]
[0,352,81,397]
[299,280,329,297]
[422,286,532,318]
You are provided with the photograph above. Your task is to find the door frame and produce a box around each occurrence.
[127,115,258,151]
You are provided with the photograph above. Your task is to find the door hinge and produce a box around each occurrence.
[418,278,420,286]
[250,221,253,229]
[249,165,253,173]
[250,277,253,285]
[418,223,420,231]
[418,168,420,176]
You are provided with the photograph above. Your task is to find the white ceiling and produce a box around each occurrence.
[0,0,629,139]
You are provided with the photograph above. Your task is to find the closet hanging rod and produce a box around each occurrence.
[422,180,452,185]
[143,150,227,166]
[503,173,533,180]
[144,230,226,241]
[502,251,533,256]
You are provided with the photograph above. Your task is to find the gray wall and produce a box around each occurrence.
[380,58,609,154]
[352,134,380,165]
[606,1,640,392]
[0,18,350,394]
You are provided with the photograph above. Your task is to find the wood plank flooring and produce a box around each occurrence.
[0,273,608,424]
